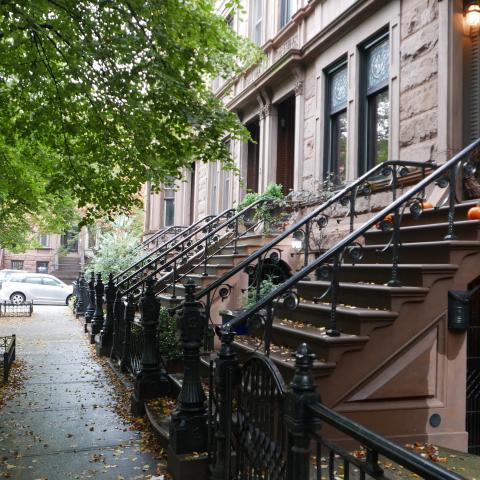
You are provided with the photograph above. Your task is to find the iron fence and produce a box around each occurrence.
[0,335,16,382]
[0,301,33,317]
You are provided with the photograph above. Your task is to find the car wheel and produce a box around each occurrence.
[10,292,26,305]
[66,295,72,306]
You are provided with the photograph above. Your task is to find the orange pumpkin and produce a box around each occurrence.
[422,201,433,210]
[384,213,394,223]
[467,204,480,220]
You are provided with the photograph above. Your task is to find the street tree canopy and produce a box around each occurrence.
[0,0,259,250]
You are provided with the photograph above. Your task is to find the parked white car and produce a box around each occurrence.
[0,269,27,289]
[0,273,73,305]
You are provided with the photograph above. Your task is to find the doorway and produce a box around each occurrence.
[246,121,260,193]
[276,96,295,195]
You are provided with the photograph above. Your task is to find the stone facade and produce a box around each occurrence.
[145,0,469,229]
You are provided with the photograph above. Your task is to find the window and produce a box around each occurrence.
[325,62,348,183]
[43,277,61,286]
[362,34,390,171]
[222,170,231,211]
[226,13,234,30]
[38,234,50,248]
[280,0,297,28]
[11,260,24,270]
[164,188,175,227]
[253,0,263,44]
[24,277,43,285]
[36,261,49,273]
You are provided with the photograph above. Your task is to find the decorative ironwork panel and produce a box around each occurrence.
[129,321,144,375]
[367,38,389,92]
[0,301,33,317]
[234,355,287,480]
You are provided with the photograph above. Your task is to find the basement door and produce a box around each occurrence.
[467,283,480,454]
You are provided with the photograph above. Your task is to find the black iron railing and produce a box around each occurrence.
[0,301,33,317]
[0,335,16,382]
[190,159,434,343]
[113,216,216,287]
[120,198,277,298]
[216,139,480,349]
[206,334,463,480]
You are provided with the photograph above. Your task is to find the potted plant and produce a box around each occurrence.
[236,183,286,232]
[220,275,279,335]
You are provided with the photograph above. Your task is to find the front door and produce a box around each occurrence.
[276,95,295,195]
[246,121,260,193]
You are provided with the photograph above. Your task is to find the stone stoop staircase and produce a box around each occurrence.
[225,201,480,449]
[51,256,81,284]
[156,234,279,310]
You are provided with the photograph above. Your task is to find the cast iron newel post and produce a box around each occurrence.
[84,272,96,332]
[120,294,135,373]
[131,277,170,416]
[111,289,125,361]
[72,273,80,314]
[75,272,87,317]
[210,328,241,480]
[90,273,105,343]
[169,280,208,454]
[97,273,116,356]
[284,343,321,480]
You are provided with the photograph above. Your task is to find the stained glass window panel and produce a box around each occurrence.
[367,39,389,91]
[330,67,348,112]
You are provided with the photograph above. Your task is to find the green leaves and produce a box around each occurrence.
[0,0,259,248]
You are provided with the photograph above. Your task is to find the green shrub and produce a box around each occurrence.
[158,307,182,362]
[243,275,278,309]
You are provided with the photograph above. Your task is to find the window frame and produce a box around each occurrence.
[359,30,390,173]
[11,260,24,270]
[252,0,263,45]
[324,58,348,184]
[36,261,49,274]
[163,188,175,227]
[37,234,50,248]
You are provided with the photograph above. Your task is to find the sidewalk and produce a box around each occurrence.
[0,306,161,479]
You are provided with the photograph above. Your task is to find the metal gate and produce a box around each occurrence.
[467,284,480,454]
[234,355,287,479]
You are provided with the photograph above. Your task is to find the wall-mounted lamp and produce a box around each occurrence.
[291,230,304,252]
[465,0,480,27]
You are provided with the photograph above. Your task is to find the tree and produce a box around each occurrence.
[0,0,259,249]
[85,212,146,278]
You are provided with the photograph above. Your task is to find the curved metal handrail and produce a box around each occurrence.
[117,208,237,293]
[194,159,435,311]
[309,402,464,480]
[222,139,480,334]
[113,216,216,285]
[121,198,276,297]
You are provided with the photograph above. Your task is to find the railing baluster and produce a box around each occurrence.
[327,253,341,337]
[388,206,402,287]
[98,273,116,356]
[264,303,274,357]
[445,167,458,240]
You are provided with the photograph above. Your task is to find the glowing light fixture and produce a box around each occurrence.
[465,0,480,27]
